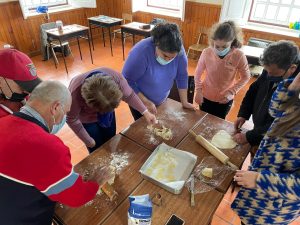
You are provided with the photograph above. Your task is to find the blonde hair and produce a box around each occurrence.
[268,91,300,137]
[209,21,243,48]
[81,73,123,113]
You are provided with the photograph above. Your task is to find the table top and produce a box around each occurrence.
[121,98,207,151]
[102,180,223,225]
[241,45,264,59]
[121,22,154,32]
[54,134,151,225]
[88,15,123,24]
[0,41,13,50]
[177,114,250,193]
[46,24,89,37]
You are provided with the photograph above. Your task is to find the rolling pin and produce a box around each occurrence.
[189,130,238,170]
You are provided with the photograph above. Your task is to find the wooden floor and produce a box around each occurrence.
[30,37,300,225]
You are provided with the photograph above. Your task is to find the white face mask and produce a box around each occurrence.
[51,105,66,134]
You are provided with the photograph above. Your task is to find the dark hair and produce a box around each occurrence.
[209,21,243,48]
[259,40,300,70]
[151,23,182,53]
[81,73,123,113]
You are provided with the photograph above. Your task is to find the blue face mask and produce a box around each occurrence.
[215,46,231,57]
[51,106,66,134]
[156,56,175,65]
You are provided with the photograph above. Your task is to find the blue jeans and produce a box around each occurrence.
[82,112,116,153]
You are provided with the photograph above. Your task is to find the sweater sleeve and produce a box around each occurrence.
[175,47,188,90]
[194,49,207,91]
[122,45,148,94]
[66,90,94,147]
[228,52,251,95]
[256,170,300,201]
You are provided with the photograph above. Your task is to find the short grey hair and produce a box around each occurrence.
[28,80,71,105]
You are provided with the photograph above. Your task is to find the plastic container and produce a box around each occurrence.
[128,194,152,225]
[56,20,63,32]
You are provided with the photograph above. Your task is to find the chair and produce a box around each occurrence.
[112,13,133,43]
[168,76,195,104]
[40,22,72,65]
[187,27,209,60]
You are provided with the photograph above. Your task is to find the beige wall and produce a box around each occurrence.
[187,0,223,5]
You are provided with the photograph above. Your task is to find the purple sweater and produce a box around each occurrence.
[122,37,188,105]
[67,67,147,146]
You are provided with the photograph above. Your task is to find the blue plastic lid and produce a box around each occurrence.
[128,194,152,219]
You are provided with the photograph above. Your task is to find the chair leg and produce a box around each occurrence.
[68,44,73,58]
[51,46,59,66]
[187,48,190,58]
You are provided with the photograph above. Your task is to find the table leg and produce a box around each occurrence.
[89,23,94,51]
[87,32,94,64]
[121,29,125,60]
[102,27,105,47]
[133,34,136,45]
[77,37,82,60]
[59,39,68,74]
[108,27,113,56]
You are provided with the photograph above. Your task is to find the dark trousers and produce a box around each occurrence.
[82,112,116,153]
[129,106,143,121]
[200,98,233,119]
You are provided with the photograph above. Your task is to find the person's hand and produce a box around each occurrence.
[234,117,246,132]
[219,90,234,104]
[143,110,157,125]
[194,91,204,105]
[88,166,116,188]
[234,170,259,189]
[182,101,196,111]
[288,72,300,91]
[86,139,96,148]
[232,132,248,144]
[144,100,157,115]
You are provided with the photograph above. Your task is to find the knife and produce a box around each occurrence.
[190,174,195,207]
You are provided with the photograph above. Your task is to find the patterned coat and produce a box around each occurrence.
[231,79,300,225]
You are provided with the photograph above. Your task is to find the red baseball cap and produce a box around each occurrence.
[0,49,42,92]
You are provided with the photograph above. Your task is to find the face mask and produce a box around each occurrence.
[156,56,175,65]
[51,105,66,134]
[1,92,28,102]
[215,46,231,57]
[267,75,283,83]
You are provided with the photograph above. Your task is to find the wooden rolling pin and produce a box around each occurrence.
[189,130,238,170]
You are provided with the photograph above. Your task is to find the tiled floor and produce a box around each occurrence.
[30,37,300,225]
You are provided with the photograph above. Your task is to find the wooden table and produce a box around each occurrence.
[0,41,13,50]
[121,22,154,60]
[46,24,93,74]
[177,114,251,193]
[54,134,151,225]
[102,180,223,225]
[121,98,207,151]
[241,45,264,65]
[88,15,123,56]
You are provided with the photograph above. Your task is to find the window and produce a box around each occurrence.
[249,0,300,27]
[147,0,181,11]
[24,0,68,10]
[132,0,185,21]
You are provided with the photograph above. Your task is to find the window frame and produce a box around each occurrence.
[27,1,69,11]
[248,0,300,28]
[146,0,180,12]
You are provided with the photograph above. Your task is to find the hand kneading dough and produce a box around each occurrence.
[211,130,237,149]
[147,125,173,140]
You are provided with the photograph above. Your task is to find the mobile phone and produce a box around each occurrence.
[165,214,185,225]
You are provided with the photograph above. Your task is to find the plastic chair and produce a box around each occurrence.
[112,13,133,43]
[40,22,72,65]
[187,27,208,59]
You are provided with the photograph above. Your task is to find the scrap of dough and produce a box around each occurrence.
[147,125,173,140]
[201,167,213,178]
[211,130,237,149]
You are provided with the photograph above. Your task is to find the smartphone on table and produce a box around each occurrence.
[165,214,185,225]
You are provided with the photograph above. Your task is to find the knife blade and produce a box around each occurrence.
[190,174,195,207]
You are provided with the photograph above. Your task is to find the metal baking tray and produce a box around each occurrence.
[139,143,197,194]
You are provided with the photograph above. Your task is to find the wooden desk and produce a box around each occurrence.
[0,41,13,50]
[121,22,154,60]
[54,134,151,225]
[88,16,123,56]
[241,45,264,65]
[121,98,207,151]
[102,180,223,225]
[46,24,93,74]
[177,114,250,193]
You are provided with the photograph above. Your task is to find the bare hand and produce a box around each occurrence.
[143,110,157,125]
[144,100,157,115]
[194,91,203,105]
[288,72,300,91]
[234,170,259,189]
[232,132,248,144]
[182,102,196,110]
[234,117,246,132]
[86,139,96,148]
[219,90,234,104]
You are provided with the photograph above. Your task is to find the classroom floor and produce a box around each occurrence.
[30,37,300,225]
